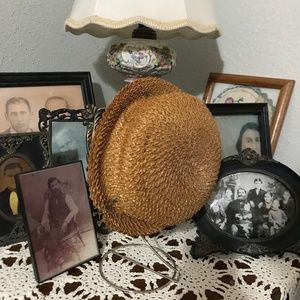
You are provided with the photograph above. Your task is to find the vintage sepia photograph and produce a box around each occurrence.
[206,172,296,240]
[51,121,88,176]
[206,103,272,158]
[16,162,99,282]
[203,73,295,152]
[0,72,95,134]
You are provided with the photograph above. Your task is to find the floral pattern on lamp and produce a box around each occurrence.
[107,39,176,81]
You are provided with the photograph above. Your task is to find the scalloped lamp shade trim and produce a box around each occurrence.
[65,0,221,39]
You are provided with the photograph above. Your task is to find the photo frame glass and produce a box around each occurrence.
[214,114,260,158]
[16,162,99,282]
[51,121,88,176]
[207,172,296,240]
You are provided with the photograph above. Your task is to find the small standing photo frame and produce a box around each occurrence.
[203,73,295,152]
[206,103,272,158]
[0,132,49,246]
[16,162,99,283]
[39,106,105,178]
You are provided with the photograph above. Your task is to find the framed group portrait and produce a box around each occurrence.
[0,132,50,246]
[16,162,99,282]
[206,103,272,159]
[193,149,300,257]
[203,73,295,153]
[0,72,96,135]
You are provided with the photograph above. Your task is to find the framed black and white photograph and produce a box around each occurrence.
[193,149,300,256]
[51,121,88,174]
[206,103,272,158]
[16,162,99,283]
[39,106,105,178]
[0,132,50,246]
[0,72,95,134]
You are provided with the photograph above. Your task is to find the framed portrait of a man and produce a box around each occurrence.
[0,72,96,135]
[16,162,99,282]
[206,103,272,159]
[51,121,88,176]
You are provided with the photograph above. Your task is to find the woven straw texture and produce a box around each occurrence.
[88,77,221,236]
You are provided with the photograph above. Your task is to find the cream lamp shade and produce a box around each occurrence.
[65,0,220,39]
[65,0,220,80]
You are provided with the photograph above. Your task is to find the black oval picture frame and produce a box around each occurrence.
[194,149,300,256]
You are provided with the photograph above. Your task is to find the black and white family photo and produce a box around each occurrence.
[207,172,295,239]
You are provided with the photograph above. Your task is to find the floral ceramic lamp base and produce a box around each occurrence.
[107,38,176,82]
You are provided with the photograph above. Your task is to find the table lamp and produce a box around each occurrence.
[65,1,221,292]
[65,0,220,81]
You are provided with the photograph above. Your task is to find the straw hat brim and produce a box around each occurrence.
[89,77,221,236]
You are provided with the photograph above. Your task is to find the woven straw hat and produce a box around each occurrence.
[88,77,221,236]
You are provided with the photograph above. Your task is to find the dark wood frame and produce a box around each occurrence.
[193,149,300,256]
[0,132,50,246]
[203,73,295,153]
[0,72,96,134]
[16,161,100,283]
[206,103,272,158]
